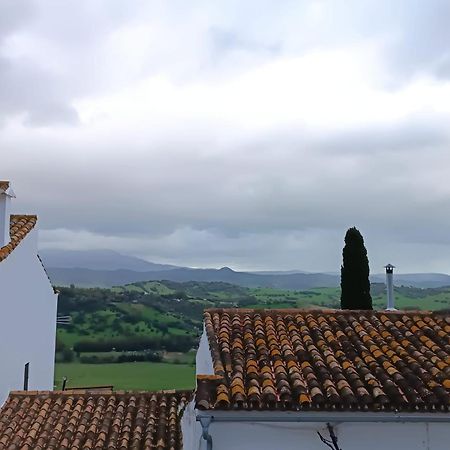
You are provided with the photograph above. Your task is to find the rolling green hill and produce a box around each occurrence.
[57,280,450,351]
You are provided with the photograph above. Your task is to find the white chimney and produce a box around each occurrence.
[385,264,396,311]
[0,181,16,247]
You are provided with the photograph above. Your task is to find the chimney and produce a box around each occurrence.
[385,264,396,311]
[0,181,15,247]
[23,362,30,391]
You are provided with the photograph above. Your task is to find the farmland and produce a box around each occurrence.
[249,284,450,311]
[54,280,450,390]
[55,362,195,391]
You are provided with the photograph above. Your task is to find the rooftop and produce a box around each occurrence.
[197,308,450,412]
[0,215,37,262]
[0,390,190,450]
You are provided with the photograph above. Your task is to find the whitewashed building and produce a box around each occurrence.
[183,308,450,450]
[0,181,58,405]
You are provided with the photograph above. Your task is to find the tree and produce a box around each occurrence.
[340,227,372,310]
[61,348,75,363]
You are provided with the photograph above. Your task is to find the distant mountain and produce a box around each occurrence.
[45,266,339,289]
[250,270,310,275]
[39,249,179,272]
[40,249,450,289]
[371,272,450,288]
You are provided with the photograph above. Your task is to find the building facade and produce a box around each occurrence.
[0,182,58,405]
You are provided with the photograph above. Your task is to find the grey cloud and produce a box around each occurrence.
[0,0,147,127]
[318,0,450,83]
[39,226,345,272]
[0,57,79,125]
[7,130,450,272]
[208,27,281,58]
[0,0,35,43]
[6,116,450,240]
[315,117,450,155]
[3,1,450,272]
[383,1,450,81]
[2,0,450,128]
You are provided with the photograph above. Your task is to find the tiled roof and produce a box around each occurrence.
[0,215,37,262]
[197,308,450,412]
[0,390,190,450]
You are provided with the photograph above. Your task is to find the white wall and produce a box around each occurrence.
[181,400,199,450]
[184,414,450,450]
[0,228,58,405]
[196,327,214,376]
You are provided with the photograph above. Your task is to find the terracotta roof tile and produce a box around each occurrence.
[0,390,190,449]
[198,308,450,412]
[0,215,37,262]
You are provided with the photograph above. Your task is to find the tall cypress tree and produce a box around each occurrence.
[340,227,372,310]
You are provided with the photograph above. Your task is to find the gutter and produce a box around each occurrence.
[199,416,213,450]
[196,410,450,424]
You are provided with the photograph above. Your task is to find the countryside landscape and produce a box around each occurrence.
[53,271,450,391]
[2,2,450,449]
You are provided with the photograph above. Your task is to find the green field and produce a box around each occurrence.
[248,285,450,311]
[55,362,195,391]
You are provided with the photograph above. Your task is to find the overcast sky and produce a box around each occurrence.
[2,0,450,273]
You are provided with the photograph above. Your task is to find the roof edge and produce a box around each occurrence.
[10,214,38,221]
[8,389,194,398]
[203,307,437,316]
[197,410,450,422]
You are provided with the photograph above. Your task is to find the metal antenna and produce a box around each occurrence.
[57,315,72,325]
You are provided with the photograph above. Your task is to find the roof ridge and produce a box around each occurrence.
[8,389,194,398]
[0,215,38,262]
[10,214,38,220]
[203,307,437,316]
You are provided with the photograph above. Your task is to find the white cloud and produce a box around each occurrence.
[3,0,450,272]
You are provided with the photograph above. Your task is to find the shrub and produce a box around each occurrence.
[61,348,75,362]
[79,351,162,364]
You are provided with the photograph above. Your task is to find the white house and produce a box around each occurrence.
[0,181,58,405]
[183,308,450,450]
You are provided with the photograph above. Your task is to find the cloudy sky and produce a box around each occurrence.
[2,0,450,273]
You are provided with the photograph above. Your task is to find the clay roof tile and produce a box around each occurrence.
[0,215,37,263]
[199,308,450,412]
[0,391,190,449]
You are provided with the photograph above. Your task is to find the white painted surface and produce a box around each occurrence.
[386,267,395,310]
[0,192,12,247]
[183,409,450,450]
[195,328,214,376]
[181,400,200,450]
[0,226,58,405]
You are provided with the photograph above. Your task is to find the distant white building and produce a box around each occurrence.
[0,181,58,405]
